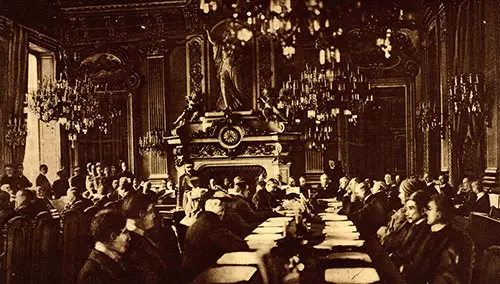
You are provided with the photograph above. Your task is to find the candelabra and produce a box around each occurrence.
[5,117,27,148]
[138,129,166,156]
[415,101,440,132]
[448,73,486,119]
[278,62,372,150]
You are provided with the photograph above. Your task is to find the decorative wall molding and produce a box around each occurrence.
[186,36,205,96]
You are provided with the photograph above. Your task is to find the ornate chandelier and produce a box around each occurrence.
[138,129,166,156]
[277,62,371,149]
[449,74,486,117]
[29,76,122,143]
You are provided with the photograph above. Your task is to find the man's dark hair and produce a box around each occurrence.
[408,190,431,211]
[16,164,23,169]
[257,181,266,188]
[91,209,126,242]
[19,189,35,203]
[430,193,454,223]
[40,164,48,171]
[4,164,13,169]
[122,193,152,219]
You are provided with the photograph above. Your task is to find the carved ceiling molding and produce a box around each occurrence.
[347,25,420,78]
[59,1,186,14]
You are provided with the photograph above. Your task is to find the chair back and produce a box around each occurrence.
[61,209,87,284]
[3,216,32,284]
[30,211,60,284]
[479,246,500,284]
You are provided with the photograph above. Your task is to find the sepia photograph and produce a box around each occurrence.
[0,0,497,283]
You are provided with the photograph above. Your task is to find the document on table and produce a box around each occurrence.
[324,231,361,240]
[319,213,349,221]
[259,220,289,227]
[323,252,372,263]
[192,266,258,284]
[266,216,293,222]
[323,226,357,233]
[246,240,277,250]
[324,267,380,283]
[324,220,355,227]
[314,239,365,249]
[253,227,284,234]
[217,252,259,265]
[245,234,283,241]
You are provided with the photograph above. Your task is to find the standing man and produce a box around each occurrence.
[325,159,345,193]
[36,164,52,197]
[118,161,135,181]
[178,160,197,208]
[53,169,69,199]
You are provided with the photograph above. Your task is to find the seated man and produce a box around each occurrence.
[93,185,110,208]
[468,180,490,214]
[252,178,280,211]
[400,194,465,284]
[182,197,249,283]
[344,182,387,236]
[34,186,54,212]
[122,193,181,284]
[312,174,337,199]
[14,189,40,219]
[228,177,271,224]
[64,187,93,212]
[78,209,138,284]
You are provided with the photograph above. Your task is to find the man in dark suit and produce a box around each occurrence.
[252,179,280,211]
[228,177,271,224]
[78,209,139,284]
[0,191,14,227]
[400,194,465,284]
[122,193,181,284]
[14,164,32,190]
[325,159,345,193]
[0,164,16,190]
[313,174,337,199]
[36,164,52,197]
[423,173,439,196]
[118,161,135,181]
[468,180,490,214]
[345,182,387,236]
[69,167,86,194]
[182,197,249,283]
[14,189,40,219]
[52,169,69,199]
[437,174,455,199]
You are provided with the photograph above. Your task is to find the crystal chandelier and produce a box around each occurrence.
[29,76,122,144]
[277,62,372,149]
[5,116,27,148]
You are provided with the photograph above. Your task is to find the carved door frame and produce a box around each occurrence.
[369,78,417,176]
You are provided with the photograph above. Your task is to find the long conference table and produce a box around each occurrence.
[191,198,405,284]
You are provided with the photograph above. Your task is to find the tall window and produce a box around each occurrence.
[24,53,40,182]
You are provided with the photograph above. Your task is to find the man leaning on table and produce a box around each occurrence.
[182,196,249,283]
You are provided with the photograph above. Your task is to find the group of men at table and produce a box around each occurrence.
[77,166,481,284]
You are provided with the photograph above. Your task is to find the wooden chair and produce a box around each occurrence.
[30,211,60,284]
[2,216,32,284]
[489,206,500,219]
[61,209,88,284]
[479,246,500,284]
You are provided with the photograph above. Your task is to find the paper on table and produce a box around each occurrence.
[324,207,340,213]
[259,220,289,227]
[217,251,259,265]
[266,216,293,222]
[323,252,372,263]
[314,239,365,249]
[324,232,361,240]
[246,240,277,250]
[324,267,380,283]
[319,213,349,221]
[324,220,355,226]
[327,201,343,206]
[192,266,258,284]
[253,227,284,234]
[245,234,283,241]
[317,198,338,202]
[323,226,357,233]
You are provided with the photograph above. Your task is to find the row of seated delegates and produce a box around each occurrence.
[455,178,491,215]
[78,193,181,284]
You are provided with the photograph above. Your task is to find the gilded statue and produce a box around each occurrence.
[207,20,252,111]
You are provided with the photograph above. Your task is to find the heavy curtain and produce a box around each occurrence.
[0,17,28,167]
[450,0,485,179]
